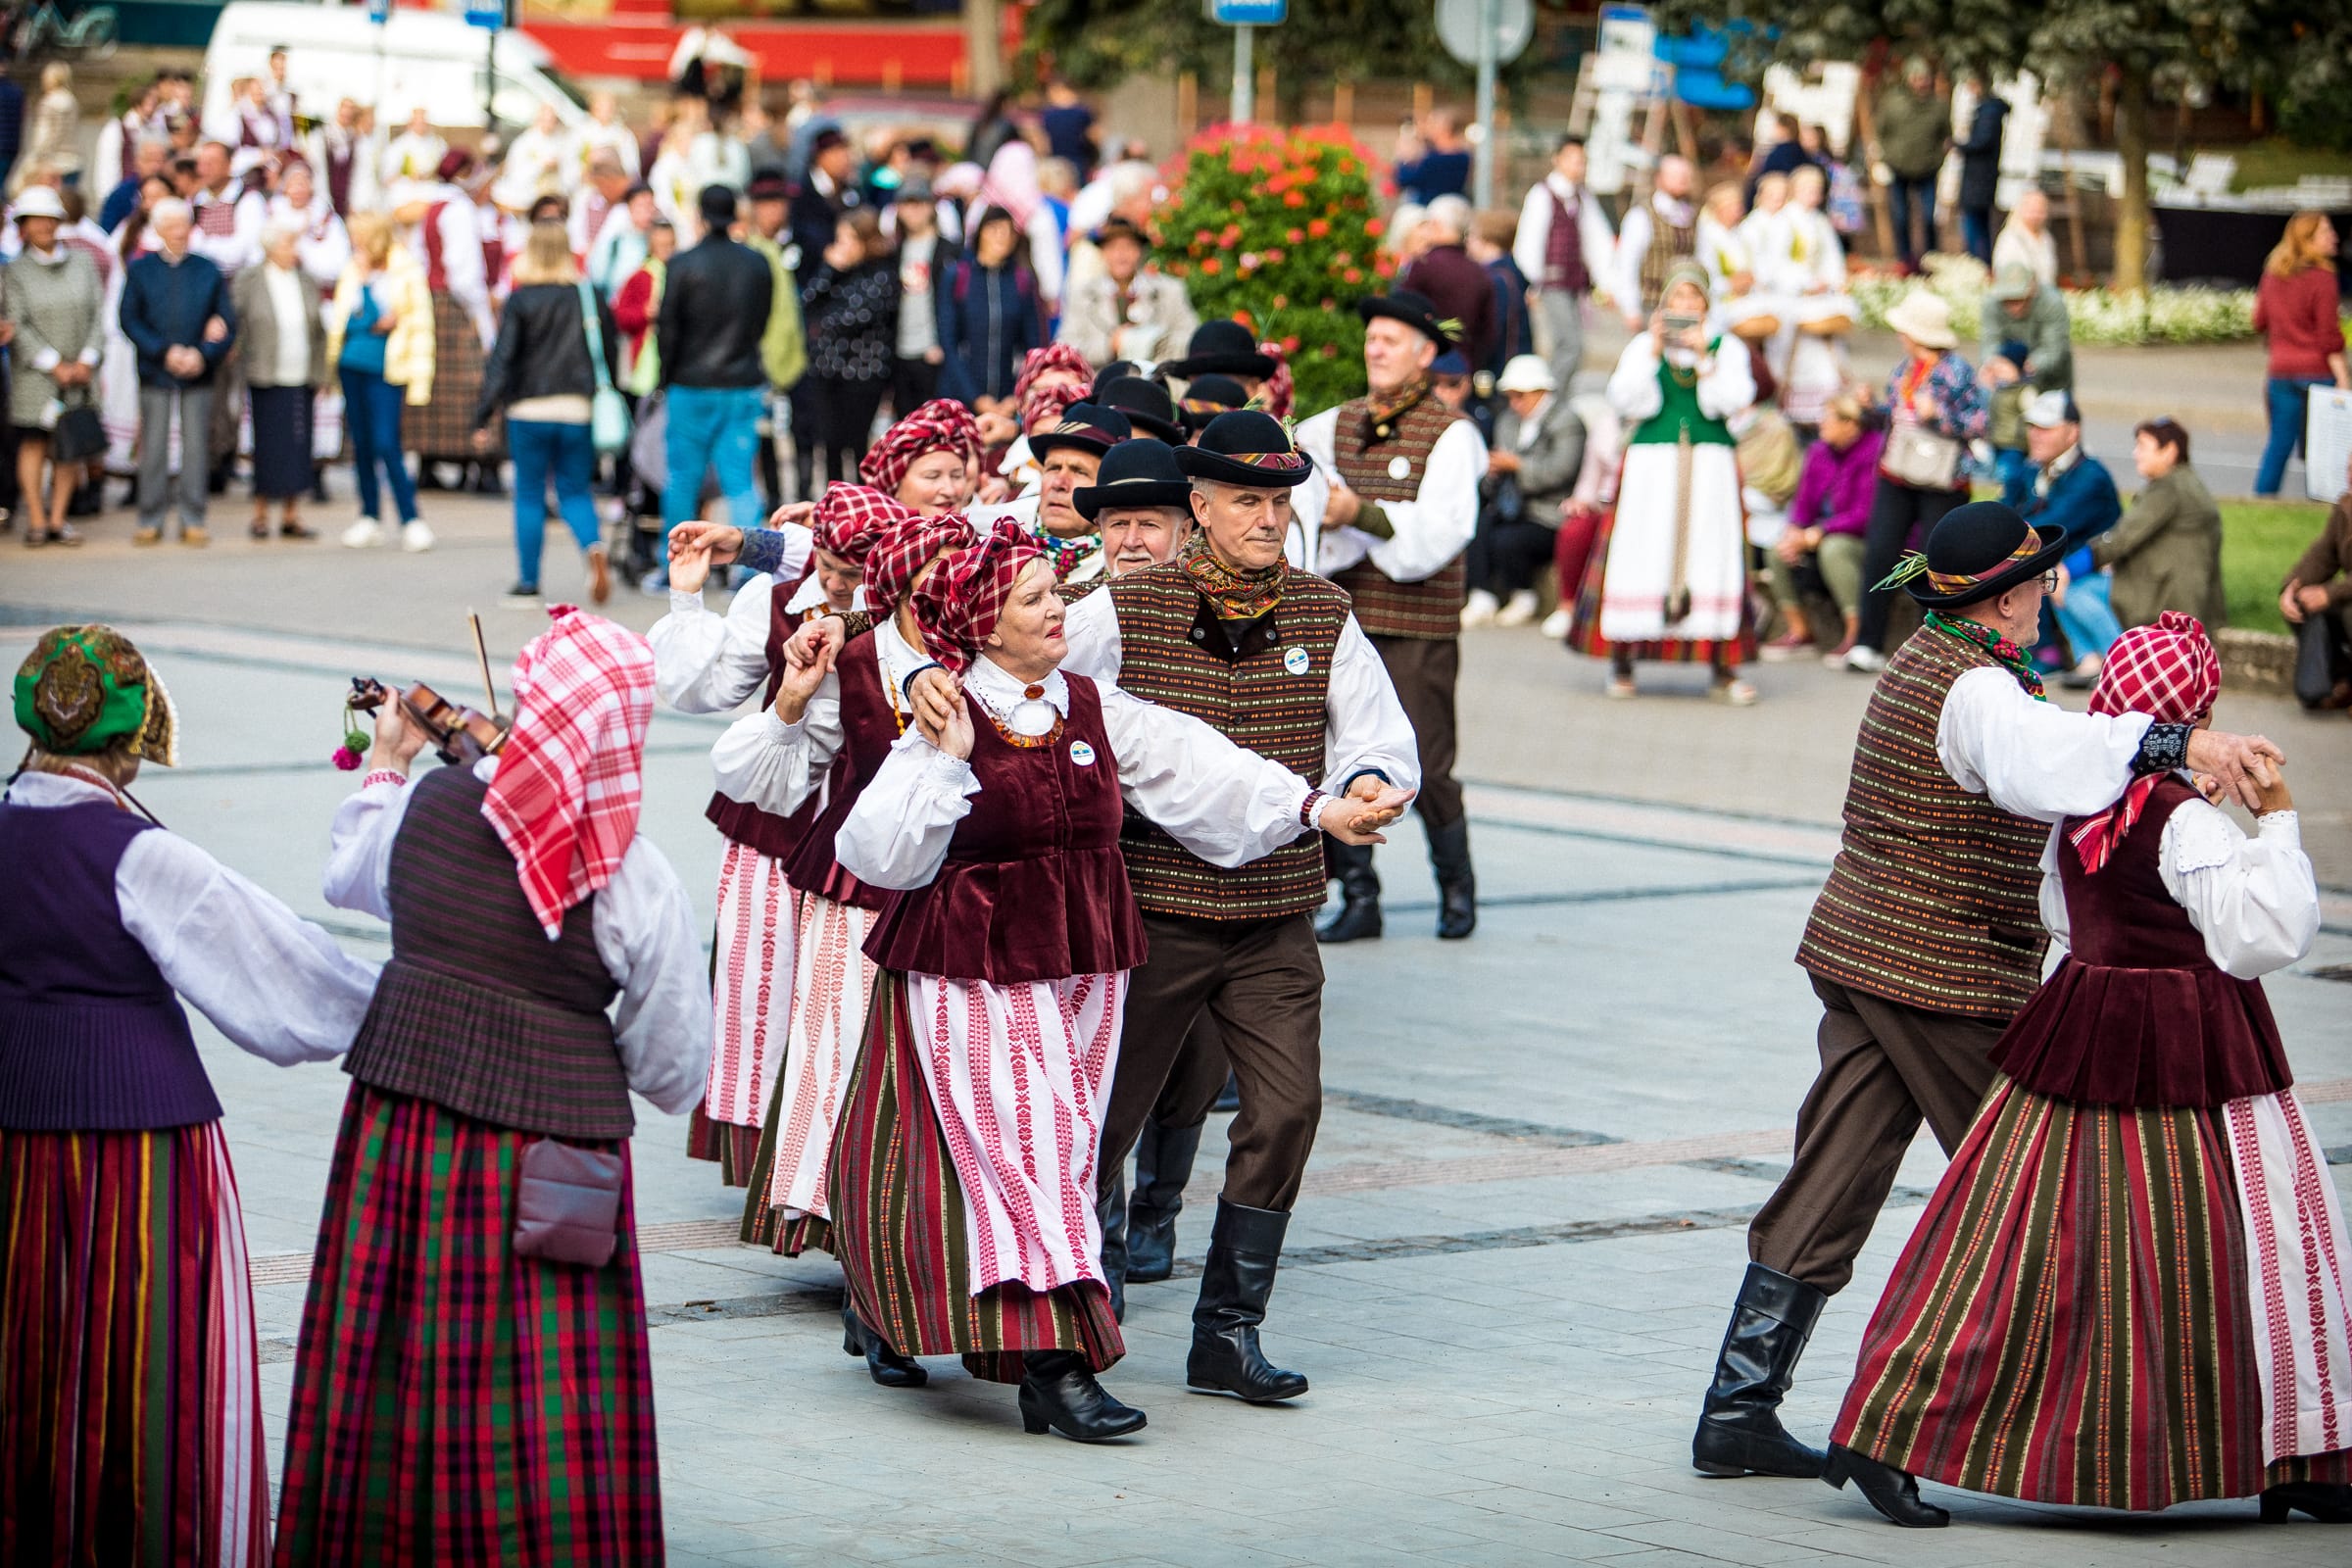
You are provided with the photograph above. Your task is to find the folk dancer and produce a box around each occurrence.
[1818,612,2352,1529]
[2,626,378,1568]
[277,609,710,1564]
[1689,503,2295,1489]
[394,149,499,492]
[1298,288,1484,942]
[1611,154,1698,328]
[1510,133,1615,392]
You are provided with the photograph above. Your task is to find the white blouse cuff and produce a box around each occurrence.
[926,748,979,791]
[667,587,705,613]
[760,710,804,743]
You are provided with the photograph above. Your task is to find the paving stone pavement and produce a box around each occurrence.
[6,497,2351,1565]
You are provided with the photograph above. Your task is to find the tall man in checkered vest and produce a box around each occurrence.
[1689,502,2292,1505]
[1296,290,1488,942]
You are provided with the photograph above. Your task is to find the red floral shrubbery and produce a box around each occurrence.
[1155,122,1392,416]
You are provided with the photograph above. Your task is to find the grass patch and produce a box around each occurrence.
[2221,500,2329,634]
[2222,140,2352,194]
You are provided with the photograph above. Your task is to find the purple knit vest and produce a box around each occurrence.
[0,798,221,1130]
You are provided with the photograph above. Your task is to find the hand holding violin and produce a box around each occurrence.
[368,694,429,776]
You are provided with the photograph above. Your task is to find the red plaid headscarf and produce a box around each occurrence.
[1020,376,1089,435]
[907,520,1045,674]
[1255,340,1296,419]
[483,607,656,937]
[811,483,914,564]
[2068,611,2223,874]
[864,512,980,613]
[1013,343,1092,409]
[858,399,983,501]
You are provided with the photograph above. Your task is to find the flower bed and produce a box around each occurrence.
[1846,254,2343,347]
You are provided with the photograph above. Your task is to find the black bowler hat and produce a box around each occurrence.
[1172,411,1313,488]
[1161,318,1276,380]
[1030,403,1132,462]
[1074,440,1193,520]
[1090,360,1139,395]
[1894,501,2070,609]
[1355,287,1458,350]
[1095,375,1185,443]
[1178,372,1250,432]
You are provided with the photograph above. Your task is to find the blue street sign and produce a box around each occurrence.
[367,0,389,24]
[1211,0,1285,24]
[465,2,504,27]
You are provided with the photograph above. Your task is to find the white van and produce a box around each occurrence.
[203,2,590,134]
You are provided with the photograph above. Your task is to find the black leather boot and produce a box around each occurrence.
[1096,1165,1129,1322]
[1018,1350,1147,1442]
[1823,1444,1949,1528]
[1127,1117,1205,1284]
[1692,1261,1829,1478]
[841,1299,928,1389]
[1429,816,1476,940]
[1188,1199,1308,1402]
[1316,841,1382,944]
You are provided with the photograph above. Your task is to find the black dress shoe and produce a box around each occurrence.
[2261,1481,2352,1522]
[1018,1350,1146,1442]
[841,1301,927,1389]
[1823,1444,1949,1528]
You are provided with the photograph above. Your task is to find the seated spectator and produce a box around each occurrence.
[2091,416,2224,630]
[1429,348,1491,445]
[2281,449,2352,712]
[1765,393,1885,661]
[1466,355,1584,627]
[1978,261,2073,493]
[1541,392,1622,641]
[2005,390,2123,684]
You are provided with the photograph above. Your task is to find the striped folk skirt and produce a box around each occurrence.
[401,294,496,461]
[1830,1076,2352,1511]
[690,841,800,1185]
[0,1121,270,1568]
[829,971,1124,1385]
[1567,444,1756,664]
[740,893,875,1252]
[272,1084,663,1566]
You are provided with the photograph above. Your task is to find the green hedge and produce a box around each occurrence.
[1852,254,2352,348]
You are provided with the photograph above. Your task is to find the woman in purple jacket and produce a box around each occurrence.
[1765,394,1886,662]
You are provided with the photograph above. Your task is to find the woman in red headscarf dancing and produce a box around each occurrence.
[1820,612,2352,1530]
[795,521,1402,1440]
[276,608,712,1564]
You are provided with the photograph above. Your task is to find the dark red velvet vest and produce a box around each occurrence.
[706,573,824,859]
[1991,776,2293,1109]
[781,631,899,911]
[862,674,1148,985]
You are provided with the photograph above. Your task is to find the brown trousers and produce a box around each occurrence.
[1102,911,1322,1212]
[1367,633,1464,828]
[1746,972,2006,1296]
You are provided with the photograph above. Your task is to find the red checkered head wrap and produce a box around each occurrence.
[2069,612,2222,874]
[907,519,1046,674]
[1255,340,1295,419]
[863,511,979,613]
[1020,376,1088,435]
[811,483,914,564]
[858,399,983,501]
[1012,342,1093,409]
[482,606,656,937]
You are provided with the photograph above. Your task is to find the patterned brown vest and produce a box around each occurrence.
[706,572,824,859]
[345,765,633,1140]
[1794,624,2051,1020]
[1329,393,1466,640]
[1636,201,1698,312]
[1106,564,1347,920]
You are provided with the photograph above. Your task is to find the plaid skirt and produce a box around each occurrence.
[271,1084,663,1566]
[828,972,1123,1385]
[1830,1076,2352,1510]
[402,295,498,461]
[0,1121,270,1568]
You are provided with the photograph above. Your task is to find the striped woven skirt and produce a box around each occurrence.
[401,294,496,461]
[689,840,800,1185]
[272,1084,663,1566]
[829,971,1123,1386]
[1830,1076,2352,1511]
[0,1121,269,1568]
[740,892,875,1253]
[1567,445,1757,665]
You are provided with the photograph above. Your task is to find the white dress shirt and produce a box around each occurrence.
[1511,172,1617,294]
[1293,405,1485,582]
[2039,798,2317,981]
[646,525,821,712]
[1936,666,2155,824]
[1613,192,1695,318]
[710,617,930,817]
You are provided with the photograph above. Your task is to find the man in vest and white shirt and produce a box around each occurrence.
[1613,154,1699,330]
[1512,134,1616,393]
[1297,289,1486,943]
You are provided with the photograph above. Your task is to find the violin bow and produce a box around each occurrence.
[468,612,502,721]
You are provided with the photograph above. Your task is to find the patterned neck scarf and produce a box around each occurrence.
[1925,611,2045,701]
[1361,373,1431,437]
[1179,529,1288,621]
[1035,529,1100,583]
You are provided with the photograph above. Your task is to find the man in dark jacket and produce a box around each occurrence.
[1871,58,1950,268]
[654,183,773,592]
[120,198,234,546]
[1397,196,1498,373]
[787,127,858,270]
[1953,80,2009,263]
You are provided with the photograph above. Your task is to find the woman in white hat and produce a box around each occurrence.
[1839,289,1988,673]
[7,185,105,547]
[1467,353,1586,627]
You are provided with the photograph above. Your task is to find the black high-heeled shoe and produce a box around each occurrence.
[1017,1350,1146,1443]
[2260,1481,2352,1522]
[840,1301,927,1389]
[1822,1444,1949,1528]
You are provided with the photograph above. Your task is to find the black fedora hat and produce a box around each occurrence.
[1095,375,1185,443]
[1030,403,1132,462]
[1178,372,1250,432]
[1355,287,1457,350]
[1074,439,1193,520]
[1089,360,1140,395]
[1897,501,2069,609]
[1172,411,1313,489]
[1161,318,1276,380]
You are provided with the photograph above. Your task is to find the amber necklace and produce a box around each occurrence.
[971,672,1064,749]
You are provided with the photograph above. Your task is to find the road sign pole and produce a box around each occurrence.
[1473,0,1496,208]
[1231,22,1253,125]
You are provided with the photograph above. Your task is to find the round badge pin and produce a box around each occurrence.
[1068,740,1097,766]
[1283,646,1310,675]
[1387,455,1411,481]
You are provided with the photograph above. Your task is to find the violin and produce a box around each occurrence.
[348,678,510,766]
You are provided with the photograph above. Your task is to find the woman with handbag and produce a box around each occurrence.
[279,607,710,1566]
[473,220,623,607]
[328,213,434,553]
[6,188,106,547]
[231,220,328,539]
[1841,290,1989,673]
